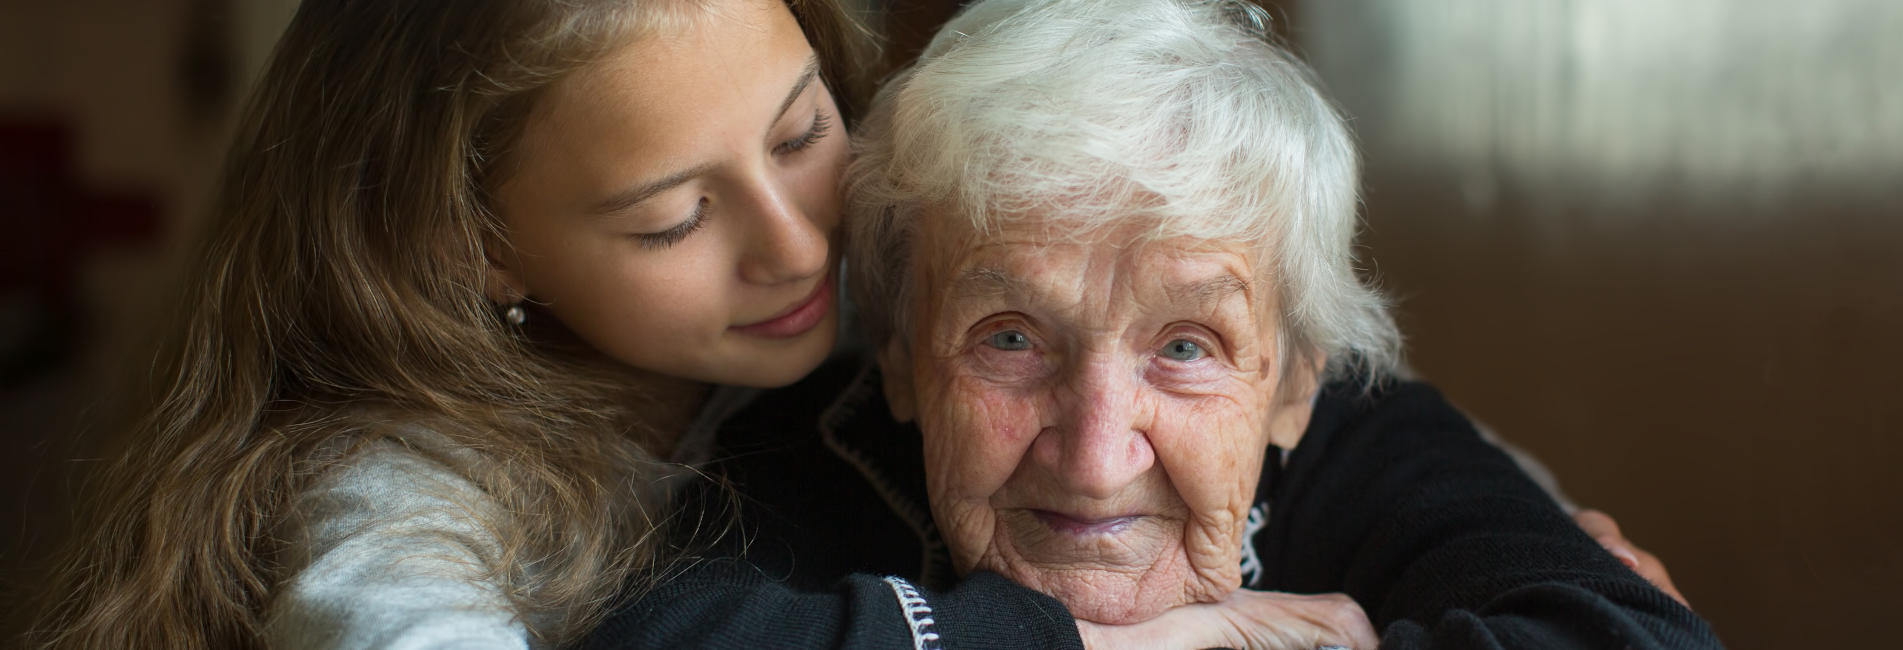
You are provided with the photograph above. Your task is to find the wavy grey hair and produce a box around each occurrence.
[846,0,1399,383]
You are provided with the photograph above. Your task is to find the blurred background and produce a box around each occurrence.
[2,0,1897,647]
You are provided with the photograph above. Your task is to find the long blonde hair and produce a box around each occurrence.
[28,1,877,647]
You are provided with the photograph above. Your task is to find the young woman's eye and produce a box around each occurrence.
[635,198,708,250]
[983,329,1033,351]
[1159,338,1206,362]
[774,110,833,155]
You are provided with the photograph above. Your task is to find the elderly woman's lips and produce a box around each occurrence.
[1032,510,1139,536]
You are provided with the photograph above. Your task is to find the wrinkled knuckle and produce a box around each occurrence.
[1326,598,1369,628]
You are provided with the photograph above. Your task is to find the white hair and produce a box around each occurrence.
[846,0,1400,382]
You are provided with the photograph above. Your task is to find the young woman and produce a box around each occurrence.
[31,0,876,647]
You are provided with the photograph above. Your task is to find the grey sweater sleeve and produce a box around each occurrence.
[264,443,532,650]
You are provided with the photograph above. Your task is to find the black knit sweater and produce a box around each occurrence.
[577,357,1722,649]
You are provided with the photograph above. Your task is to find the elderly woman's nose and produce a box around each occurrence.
[1032,369,1157,499]
[735,180,831,285]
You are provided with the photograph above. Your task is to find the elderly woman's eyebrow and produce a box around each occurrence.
[947,266,1025,300]
[1166,274,1251,309]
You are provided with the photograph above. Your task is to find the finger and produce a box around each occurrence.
[1316,596,1379,650]
[1099,590,1376,650]
[1573,509,1622,538]
[1078,598,1256,650]
[1591,535,1691,609]
[1627,547,1690,607]
[1575,510,1645,570]
[1253,592,1377,650]
[1595,536,1643,570]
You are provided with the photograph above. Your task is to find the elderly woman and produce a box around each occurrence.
[581,0,1720,648]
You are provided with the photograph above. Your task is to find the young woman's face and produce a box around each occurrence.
[492,0,845,388]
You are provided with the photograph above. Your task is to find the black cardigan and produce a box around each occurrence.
[577,357,1721,649]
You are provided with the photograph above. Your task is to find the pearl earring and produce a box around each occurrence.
[504,303,527,326]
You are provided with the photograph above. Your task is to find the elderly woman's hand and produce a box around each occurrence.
[1078,589,1378,650]
[1574,509,1689,607]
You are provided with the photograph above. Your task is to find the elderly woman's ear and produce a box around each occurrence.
[879,339,918,423]
[1265,353,1327,450]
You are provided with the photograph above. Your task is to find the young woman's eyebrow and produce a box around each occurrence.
[592,161,718,216]
[590,57,820,217]
[773,57,821,125]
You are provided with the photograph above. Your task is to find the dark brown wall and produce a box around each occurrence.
[1362,182,1900,649]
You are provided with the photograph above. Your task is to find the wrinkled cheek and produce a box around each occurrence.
[1179,507,1245,600]
[922,384,1040,491]
[1162,407,1269,596]
[1169,408,1267,505]
[935,502,1000,573]
[919,383,1043,568]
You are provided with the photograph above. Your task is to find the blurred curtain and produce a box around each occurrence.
[1303,0,1902,218]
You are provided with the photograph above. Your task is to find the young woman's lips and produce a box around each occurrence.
[732,272,834,339]
[1033,510,1139,536]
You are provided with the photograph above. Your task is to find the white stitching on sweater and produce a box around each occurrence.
[818,364,948,586]
[882,576,944,650]
[1240,503,1269,587]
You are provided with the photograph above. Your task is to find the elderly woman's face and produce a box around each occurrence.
[897,214,1317,624]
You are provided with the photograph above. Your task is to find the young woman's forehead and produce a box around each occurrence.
[502,0,818,212]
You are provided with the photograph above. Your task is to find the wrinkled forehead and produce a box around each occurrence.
[916,211,1271,315]
[921,203,1258,265]
[930,175,1275,253]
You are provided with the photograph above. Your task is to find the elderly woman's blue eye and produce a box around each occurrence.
[984,330,1032,351]
[1161,339,1205,361]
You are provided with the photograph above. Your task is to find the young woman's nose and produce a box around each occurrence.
[733,175,830,285]
[1031,361,1157,500]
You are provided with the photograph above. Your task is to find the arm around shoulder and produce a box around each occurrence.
[1268,382,1723,650]
[264,444,531,650]
[577,559,1083,650]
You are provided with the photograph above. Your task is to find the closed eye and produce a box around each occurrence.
[635,198,708,250]
[774,110,833,155]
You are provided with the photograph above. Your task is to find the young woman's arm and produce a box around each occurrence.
[265,444,528,650]
[580,560,1079,650]
[582,560,1376,650]
[1262,381,1722,649]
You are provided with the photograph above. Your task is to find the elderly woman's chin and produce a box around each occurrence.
[966,509,1242,624]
